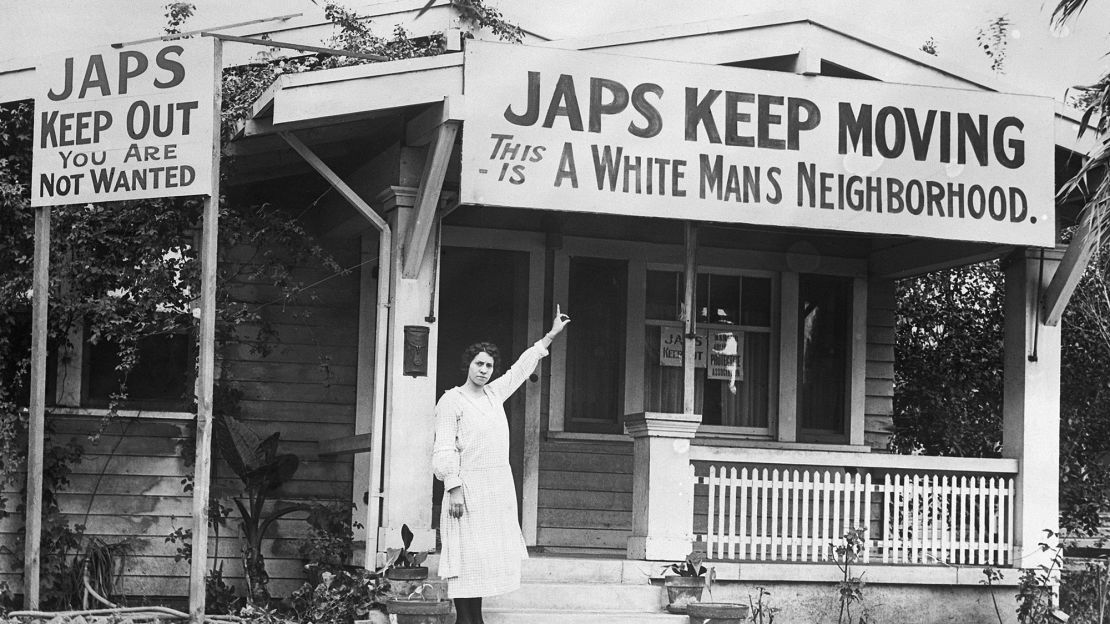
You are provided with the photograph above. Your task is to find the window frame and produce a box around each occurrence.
[550,234,868,448]
[642,263,779,438]
[53,319,196,420]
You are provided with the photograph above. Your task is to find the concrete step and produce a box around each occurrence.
[485,609,686,624]
[427,553,655,584]
[520,555,641,583]
[485,581,668,612]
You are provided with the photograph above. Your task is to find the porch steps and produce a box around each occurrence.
[482,556,685,624]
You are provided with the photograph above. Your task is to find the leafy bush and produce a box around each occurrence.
[298,502,360,570]
[290,565,390,624]
[892,261,1004,458]
[1061,558,1110,624]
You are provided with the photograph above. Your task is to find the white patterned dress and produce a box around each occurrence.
[432,341,547,598]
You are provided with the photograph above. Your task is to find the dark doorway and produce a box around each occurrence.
[433,246,531,528]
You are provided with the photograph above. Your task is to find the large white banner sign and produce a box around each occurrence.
[31,38,217,207]
[461,42,1056,246]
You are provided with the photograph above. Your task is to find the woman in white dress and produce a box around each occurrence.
[432,306,571,624]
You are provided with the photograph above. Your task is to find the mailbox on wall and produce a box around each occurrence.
[403,325,430,377]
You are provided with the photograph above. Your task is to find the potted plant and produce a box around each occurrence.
[382,524,431,596]
[385,581,453,624]
[662,550,716,614]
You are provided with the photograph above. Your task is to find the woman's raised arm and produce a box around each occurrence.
[486,306,571,399]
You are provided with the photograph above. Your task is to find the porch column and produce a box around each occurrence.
[625,412,702,561]
[378,186,439,553]
[1002,247,1063,569]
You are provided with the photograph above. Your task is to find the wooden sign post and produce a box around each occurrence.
[188,37,223,624]
[22,206,50,609]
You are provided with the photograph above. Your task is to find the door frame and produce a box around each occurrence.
[440,225,546,545]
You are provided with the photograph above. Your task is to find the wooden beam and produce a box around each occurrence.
[402,120,459,279]
[319,433,375,457]
[111,13,302,47]
[23,206,49,609]
[521,246,546,545]
[279,132,389,231]
[273,58,463,127]
[683,222,697,415]
[189,39,223,624]
[203,32,389,62]
[404,96,465,147]
[1043,210,1098,326]
[405,102,446,148]
[848,277,868,446]
[777,272,799,443]
[868,240,1010,279]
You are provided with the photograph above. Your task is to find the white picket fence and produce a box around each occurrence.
[694,465,1015,566]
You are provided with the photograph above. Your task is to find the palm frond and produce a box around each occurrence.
[1053,0,1109,248]
[1052,0,1092,27]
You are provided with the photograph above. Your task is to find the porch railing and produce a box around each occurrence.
[690,446,1018,566]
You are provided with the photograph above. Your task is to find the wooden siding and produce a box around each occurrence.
[865,279,895,450]
[536,439,633,552]
[204,239,363,596]
[0,239,362,599]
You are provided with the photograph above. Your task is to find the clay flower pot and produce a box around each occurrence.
[386,597,454,624]
[688,602,751,624]
[386,565,430,597]
[664,575,706,613]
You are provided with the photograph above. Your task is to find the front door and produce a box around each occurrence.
[433,246,531,528]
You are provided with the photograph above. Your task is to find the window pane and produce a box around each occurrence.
[646,270,680,321]
[566,257,627,432]
[797,275,851,433]
[86,332,192,408]
[705,330,769,427]
[708,275,740,325]
[643,325,686,414]
[696,274,709,323]
[742,277,772,327]
[643,326,769,428]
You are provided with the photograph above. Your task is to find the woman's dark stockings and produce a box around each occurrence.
[453,597,484,624]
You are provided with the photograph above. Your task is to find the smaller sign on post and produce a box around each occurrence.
[31,38,217,207]
[660,326,706,368]
[660,327,745,382]
[708,330,743,382]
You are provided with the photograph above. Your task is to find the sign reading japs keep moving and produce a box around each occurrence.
[31,38,217,207]
[460,41,1056,247]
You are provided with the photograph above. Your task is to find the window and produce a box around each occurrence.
[550,236,863,446]
[797,274,852,440]
[564,257,627,433]
[53,317,194,412]
[643,270,773,429]
[84,332,193,410]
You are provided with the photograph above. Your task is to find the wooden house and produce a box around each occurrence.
[2,3,1097,622]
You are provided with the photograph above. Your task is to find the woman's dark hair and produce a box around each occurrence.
[461,342,500,377]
